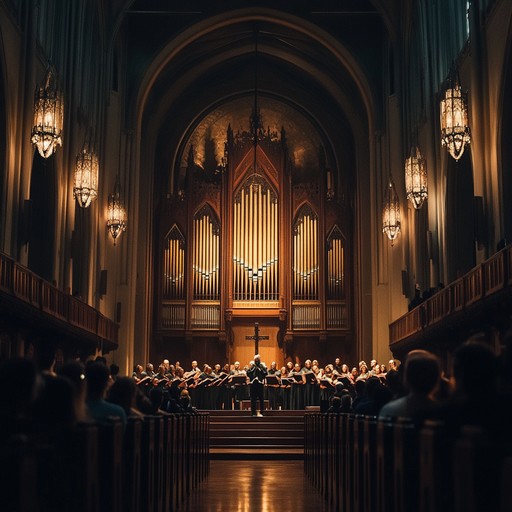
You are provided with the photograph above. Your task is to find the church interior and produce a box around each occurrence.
[1,0,512,510]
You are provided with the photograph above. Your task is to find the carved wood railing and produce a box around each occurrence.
[0,251,118,348]
[390,246,511,347]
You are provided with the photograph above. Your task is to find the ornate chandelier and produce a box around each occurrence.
[73,145,99,208]
[405,147,428,209]
[382,178,401,245]
[107,177,127,245]
[440,81,471,161]
[31,69,64,158]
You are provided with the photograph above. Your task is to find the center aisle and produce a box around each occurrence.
[181,460,329,512]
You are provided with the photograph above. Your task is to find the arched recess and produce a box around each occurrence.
[0,34,6,250]
[28,153,56,282]
[499,26,512,243]
[126,7,378,367]
[444,151,475,282]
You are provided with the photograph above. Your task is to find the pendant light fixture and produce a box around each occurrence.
[31,67,64,158]
[404,146,428,209]
[382,178,401,245]
[440,72,471,161]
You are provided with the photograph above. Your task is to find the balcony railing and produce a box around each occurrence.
[390,246,512,347]
[0,251,118,348]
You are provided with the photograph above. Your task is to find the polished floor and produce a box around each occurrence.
[182,460,329,512]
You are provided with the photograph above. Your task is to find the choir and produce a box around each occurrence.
[132,357,398,410]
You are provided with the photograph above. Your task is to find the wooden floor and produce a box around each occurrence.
[181,460,328,511]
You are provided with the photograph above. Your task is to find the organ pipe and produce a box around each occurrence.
[163,225,185,300]
[292,206,318,300]
[192,205,220,300]
[233,175,278,301]
[327,226,344,300]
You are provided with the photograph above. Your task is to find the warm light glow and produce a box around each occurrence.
[405,147,428,209]
[440,83,471,161]
[382,179,401,245]
[31,70,64,158]
[107,179,127,245]
[73,147,99,208]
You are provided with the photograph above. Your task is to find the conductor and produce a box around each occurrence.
[247,354,268,417]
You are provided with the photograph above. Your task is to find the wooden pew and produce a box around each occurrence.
[98,421,124,512]
[363,417,377,511]
[376,418,394,512]
[140,417,156,512]
[393,418,418,512]
[419,420,451,512]
[124,418,142,512]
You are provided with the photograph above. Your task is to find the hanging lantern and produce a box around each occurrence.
[382,178,401,245]
[31,69,64,158]
[73,145,99,208]
[405,147,428,209]
[107,177,127,245]
[440,81,471,161]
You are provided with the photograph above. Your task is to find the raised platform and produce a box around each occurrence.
[206,409,305,460]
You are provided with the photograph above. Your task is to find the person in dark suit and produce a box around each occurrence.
[247,354,268,417]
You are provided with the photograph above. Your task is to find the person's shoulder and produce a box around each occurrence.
[378,396,407,419]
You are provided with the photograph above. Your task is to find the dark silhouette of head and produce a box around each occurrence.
[85,362,110,400]
[405,350,440,395]
[453,341,497,396]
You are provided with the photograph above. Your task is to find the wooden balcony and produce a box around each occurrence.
[0,251,118,352]
[389,246,512,357]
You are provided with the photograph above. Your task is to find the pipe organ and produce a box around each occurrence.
[233,174,278,302]
[158,115,351,346]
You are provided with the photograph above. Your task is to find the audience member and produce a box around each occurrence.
[108,377,144,419]
[85,362,126,426]
[57,361,87,422]
[0,357,37,440]
[379,349,439,419]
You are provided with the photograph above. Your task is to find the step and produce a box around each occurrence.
[211,428,303,437]
[210,447,304,460]
[210,421,303,429]
[206,409,306,417]
[211,436,302,446]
